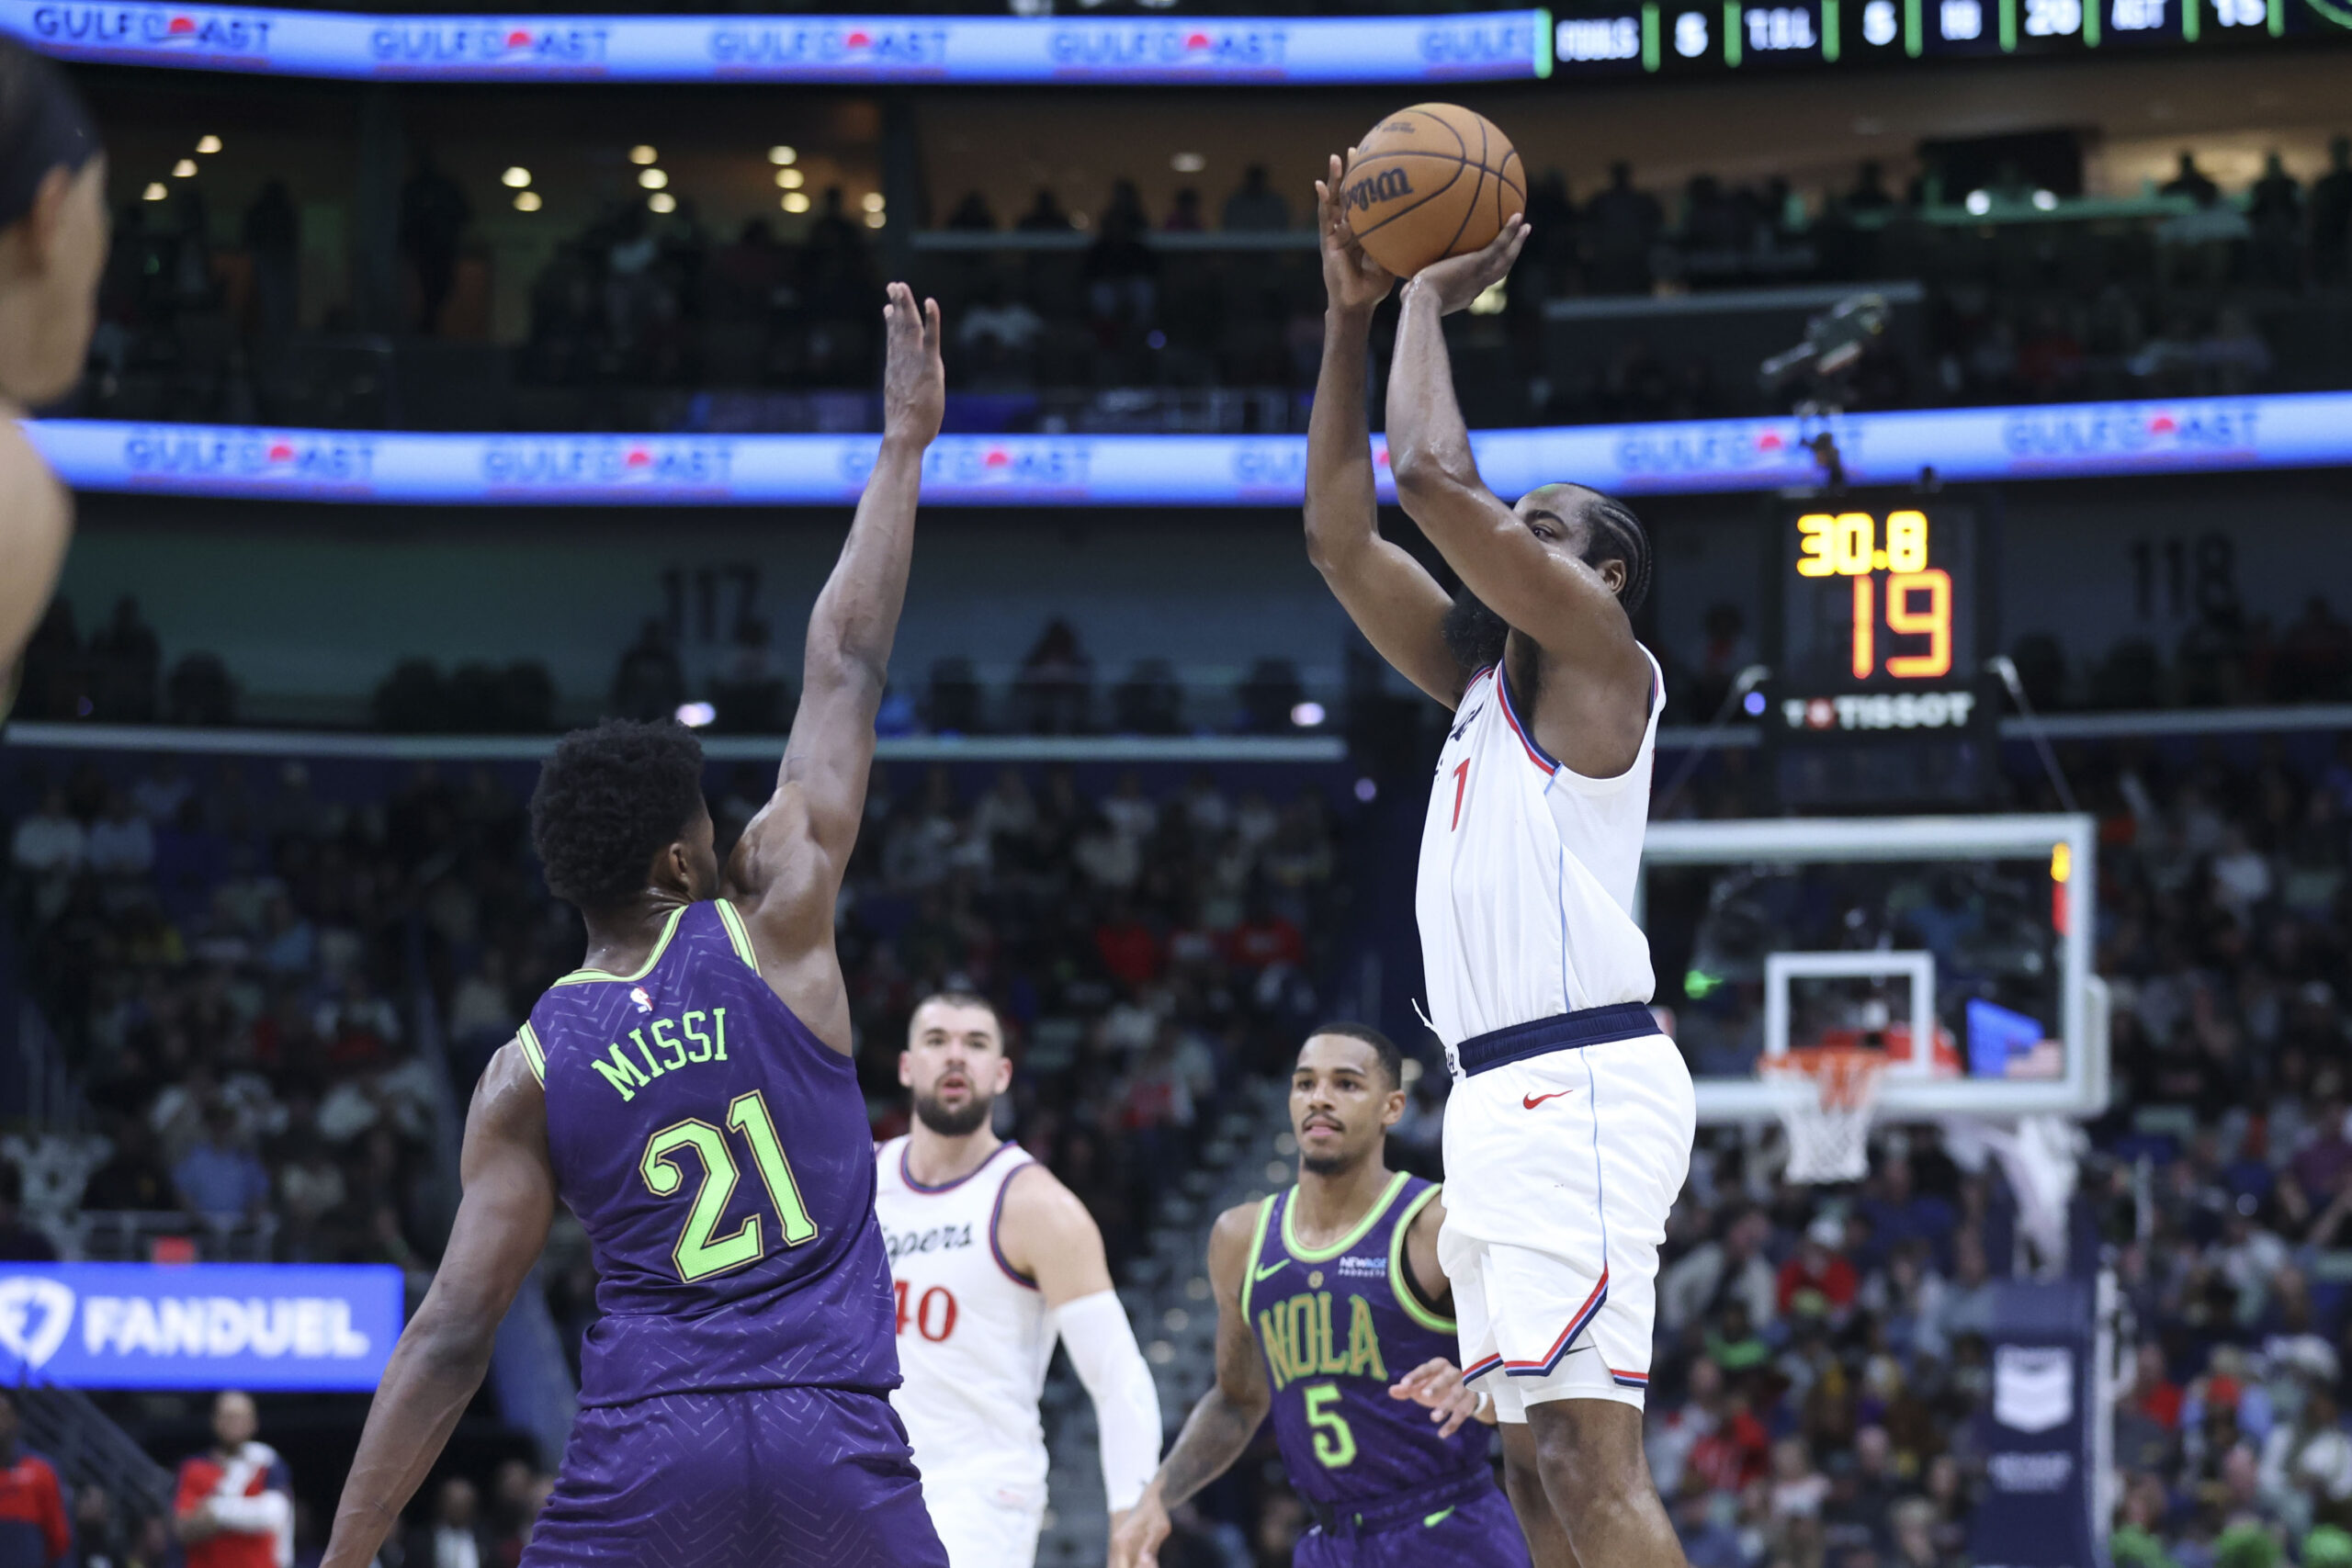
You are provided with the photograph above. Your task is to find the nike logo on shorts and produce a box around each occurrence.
[1521,1089,1576,1110]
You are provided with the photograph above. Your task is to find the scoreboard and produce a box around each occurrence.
[1761,492,2000,810]
[1545,0,2345,73]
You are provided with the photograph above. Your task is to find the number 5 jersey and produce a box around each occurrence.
[519,899,899,1407]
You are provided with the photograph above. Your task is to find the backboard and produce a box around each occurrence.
[1638,814,2109,1124]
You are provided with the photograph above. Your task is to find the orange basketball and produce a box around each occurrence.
[1339,104,1526,278]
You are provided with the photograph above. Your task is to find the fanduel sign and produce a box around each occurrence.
[0,1264,402,1391]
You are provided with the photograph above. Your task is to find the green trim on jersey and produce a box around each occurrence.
[713,899,763,973]
[515,1023,547,1085]
[1282,1169,1412,1263]
[1387,1182,1455,1334]
[553,905,686,987]
[1239,1193,1280,1321]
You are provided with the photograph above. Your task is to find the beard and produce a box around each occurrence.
[1300,1150,1356,1177]
[913,1088,995,1138]
[1442,590,1538,704]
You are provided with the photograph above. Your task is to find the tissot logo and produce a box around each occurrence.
[29,5,272,55]
[1781,691,1976,732]
[707,24,948,67]
[2000,401,2259,460]
[481,440,732,488]
[121,430,375,483]
[1046,24,1289,70]
[368,23,609,66]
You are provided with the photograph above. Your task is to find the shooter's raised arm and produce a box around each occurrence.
[1303,153,1464,709]
[1384,219,1652,773]
[725,282,944,1047]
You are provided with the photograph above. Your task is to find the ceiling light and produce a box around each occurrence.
[514,190,542,212]
[142,182,167,202]
[628,144,658,165]
[864,211,885,229]
[172,158,198,178]
[639,168,668,190]
[502,166,531,188]
[781,191,811,214]
[860,192,885,213]
[1171,152,1205,173]
[649,191,677,213]
[768,145,797,166]
[195,135,221,154]
[2032,188,2060,210]
[775,168,804,190]
[1964,189,1992,216]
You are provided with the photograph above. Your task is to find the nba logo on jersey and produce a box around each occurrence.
[629,986,652,1013]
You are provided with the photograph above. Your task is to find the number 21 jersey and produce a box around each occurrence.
[519,900,898,1407]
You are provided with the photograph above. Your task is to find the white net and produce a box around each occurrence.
[1762,1049,1887,1184]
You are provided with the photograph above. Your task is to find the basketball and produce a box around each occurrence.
[1339,103,1526,278]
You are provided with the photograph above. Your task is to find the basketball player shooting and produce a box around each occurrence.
[1111,1024,1540,1568]
[0,39,107,688]
[877,992,1162,1568]
[319,283,952,1568]
[1300,157,1696,1568]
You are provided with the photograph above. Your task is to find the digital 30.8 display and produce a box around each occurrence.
[1781,503,1977,693]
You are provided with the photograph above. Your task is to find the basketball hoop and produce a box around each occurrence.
[1761,1046,1888,1183]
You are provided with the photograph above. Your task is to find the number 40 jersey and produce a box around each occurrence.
[520,899,899,1407]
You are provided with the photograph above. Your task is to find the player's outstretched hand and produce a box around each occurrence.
[1109,1489,1173,1568]
[1404,214,1529,317]
[1316,152,1396,318]
[880,280,945,450]
[1388,1356,1484,1438]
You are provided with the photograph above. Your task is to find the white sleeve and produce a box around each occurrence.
[1053,1289,1162,1514]
[205,1489,291,1536]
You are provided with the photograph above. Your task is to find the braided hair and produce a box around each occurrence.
[1581,491,1654,616]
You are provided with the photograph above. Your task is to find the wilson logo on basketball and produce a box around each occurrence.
[1346,168,1415,212]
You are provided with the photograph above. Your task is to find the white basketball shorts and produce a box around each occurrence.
[921,1473,1046,1568]
[1439,1028,1695,1416]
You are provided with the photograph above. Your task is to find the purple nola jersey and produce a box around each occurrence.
[518,900,899,1407]
[1241,1173,1491,1507]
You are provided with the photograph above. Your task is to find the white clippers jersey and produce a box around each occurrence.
[1416,652,1665,1058]
[875,1137,1057,1499]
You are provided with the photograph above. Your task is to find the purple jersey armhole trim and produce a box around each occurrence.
[989,1161,1042,1291]
[899,1138,1016,1195]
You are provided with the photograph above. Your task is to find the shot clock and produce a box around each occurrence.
[1761,491,1998,809]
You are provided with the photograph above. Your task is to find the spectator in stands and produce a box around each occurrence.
[2162,151,2222,205]
[1015,188,1074,233]
[1777,1213,1860,1320]
[0,1392,69,1568]
[1587,160,1663,295]
[8,788,81,882]
[397,150,471,337]
[607,618,684,722]
[1162,188,1204,233]
[85,790,154,881]
[0,1169,53,1262]
[243,180,299,346]
[81,1117,173,1213]
[944,191,994,231]
[174,1392,291,1568]
[2313,135,2352,287]
[1014,618,1092,735]
[406,1478,492,1568]
[1662,1206,1777,1337]
[173,1103,271,1220]
[1219,164,1289,232]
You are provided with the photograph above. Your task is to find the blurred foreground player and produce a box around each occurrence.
[319,284,951,1568]
[0,39,106,686]
[1302,158,1693,1568]
[876,992,1162,1568]
[1111,1026,1535,1568]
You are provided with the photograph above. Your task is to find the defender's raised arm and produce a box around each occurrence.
[724,282,945,1047]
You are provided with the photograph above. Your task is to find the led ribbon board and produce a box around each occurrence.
[0,1263,403,1391]
[0,2,1545,80]
[22,392,2341,506]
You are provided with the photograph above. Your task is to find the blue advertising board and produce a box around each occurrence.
[0,2,1545,82]
[20,390,2348,508]
[0,1264,402,1392]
